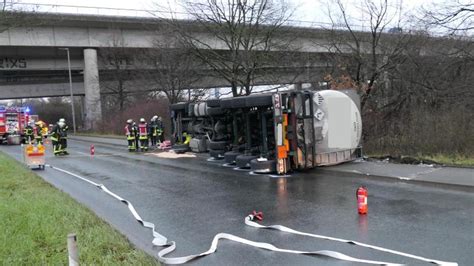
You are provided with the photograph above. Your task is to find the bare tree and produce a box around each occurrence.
[322,0,408,110]
[163,0,294,97]
[0,1,32,33]
[422,0,473,35]
[137,35,204,104]
[99,46,134,112]
[1,0,17,32]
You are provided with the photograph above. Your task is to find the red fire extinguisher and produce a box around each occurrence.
[90,144,95,156]
[357,186,368,214]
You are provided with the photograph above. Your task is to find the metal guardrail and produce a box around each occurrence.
[7,2,372,31]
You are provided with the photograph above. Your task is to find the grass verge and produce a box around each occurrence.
[366,153,474,168]
[0,151,159,265]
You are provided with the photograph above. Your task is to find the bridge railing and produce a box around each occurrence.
[8,2,372,32]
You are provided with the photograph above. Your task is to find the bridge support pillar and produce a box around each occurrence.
[83,48,102,130]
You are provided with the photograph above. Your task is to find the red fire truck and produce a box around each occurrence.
[0,106,30,145]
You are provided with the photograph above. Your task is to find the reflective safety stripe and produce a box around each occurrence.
[46,166,458,266]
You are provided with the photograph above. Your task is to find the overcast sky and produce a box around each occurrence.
[15,0,446,26]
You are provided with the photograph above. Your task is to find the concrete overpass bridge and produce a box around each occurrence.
[0,12,343,128]
[1,12,463,129]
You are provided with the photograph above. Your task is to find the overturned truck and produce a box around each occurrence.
[170,89,362,175]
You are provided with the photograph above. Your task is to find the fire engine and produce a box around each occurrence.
[0,106,30,145]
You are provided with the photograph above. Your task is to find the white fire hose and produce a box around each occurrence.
[47,164,458,266]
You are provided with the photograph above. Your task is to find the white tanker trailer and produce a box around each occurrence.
[170,89,362,175]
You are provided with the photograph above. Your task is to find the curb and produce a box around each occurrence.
[316,168,474,191]
[69,136,126,147]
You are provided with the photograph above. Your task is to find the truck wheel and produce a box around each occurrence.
[172,144,189,154]
[236,155,258,168]
[224,151,241,164]
[250,159,276,174]
[208,140,227,150]
[209,149,225,159]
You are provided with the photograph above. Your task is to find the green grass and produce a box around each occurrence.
[418,154,474,168]
[0,152,159,265]
[366,153,474,168]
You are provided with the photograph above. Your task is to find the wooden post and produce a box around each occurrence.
[67,233,79,266]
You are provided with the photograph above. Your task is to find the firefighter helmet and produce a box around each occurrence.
[58,118,66,128]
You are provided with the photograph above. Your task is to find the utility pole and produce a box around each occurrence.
[59,48,77,134]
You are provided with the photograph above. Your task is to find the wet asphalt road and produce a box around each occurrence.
[2,140,473,265]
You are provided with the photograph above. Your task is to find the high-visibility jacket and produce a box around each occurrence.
[157,120,164,135]
[41,126,48,137]
[183,133,191,145]
[138,123,148,140]
[24,126,33,136]
[125,124,136,140]
[149,121,158,137]
[50,124,68,141]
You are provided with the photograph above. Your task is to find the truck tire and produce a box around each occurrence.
[230,144,246,153]
[207,99,220,107]
[236,155,258,168]
[250,159,276,174]
[209,149,225,159]
[172,144,189,154]
[208,140,227,150]
[224,151,241,164]
[199,103,206,116]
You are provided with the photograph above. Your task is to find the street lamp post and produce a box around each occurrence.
[59,48,77,134]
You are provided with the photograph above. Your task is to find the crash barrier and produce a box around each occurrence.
[23,144,46,170]
[47,164,458,266]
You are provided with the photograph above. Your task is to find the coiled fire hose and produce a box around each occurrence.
[47,164,458,266]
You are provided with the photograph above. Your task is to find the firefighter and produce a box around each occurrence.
[149,116,159,147]
[157,116,164,143]
[24,121,34,144]
[138,118,149,152]
[132,121,139,151]
[34,121,43,144]
[50,118,69,155]
[39,121,49,140]
[124,119,137,152]
[182,131,192,145]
